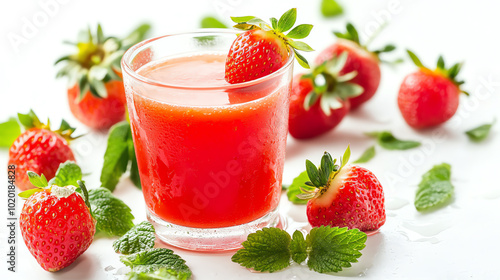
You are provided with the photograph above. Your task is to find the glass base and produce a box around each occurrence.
[147,207,283,251]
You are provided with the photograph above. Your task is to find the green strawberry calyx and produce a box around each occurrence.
[297,146,351,200]
[302,52,363,115]
[231,8,314,69]
[406,50,469,96]
[17,109,79,142]
[334,23,398,63]
[19,167,91,212]
[55,23,151,101]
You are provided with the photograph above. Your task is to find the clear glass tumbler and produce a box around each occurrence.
[121,30,293,251]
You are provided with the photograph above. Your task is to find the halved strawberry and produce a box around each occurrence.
[8,110,78,191]
[55,24,150,130]
[315,23,397,109]
[298,146,386,232]
[225,8,314,84]
[398,50,468,129]
[289,52,363,139]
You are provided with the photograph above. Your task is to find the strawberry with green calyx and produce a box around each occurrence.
[315,23,397,109]
[19,170,95,272]
[55,24,150,130]
[225,8,314,84]
[289,52,363,139]
[298,146,386,232]
[8,110,78,191]
[398,50,468,129]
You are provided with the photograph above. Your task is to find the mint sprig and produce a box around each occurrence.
[232,226,367,274]
[366,131,421,150]
[415,163,454,211]
[0,117,21,148]
[121,248,192,280]
[113,221,156,255]
[101,121,141,191]
[48,161,83,187]
[88,188,134,236]
[465,119,495,142]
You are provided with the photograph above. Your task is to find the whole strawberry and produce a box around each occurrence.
[298,147,385,232]
[19,172,95,272]
[398,51,468,129]
[315,23,397,109]
[55,24,150,130]
[289,52,363,139]
[8,110,77,191]
[225,8,313,84]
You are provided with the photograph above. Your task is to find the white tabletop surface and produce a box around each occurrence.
[1,0,500,279]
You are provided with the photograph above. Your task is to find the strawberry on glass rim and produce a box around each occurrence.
[225,8,314,84]
[289,52,363,139]
[8,110,78,191]
[55,24,150,130]
[398,50,468,129]
[315,23,397,109]
[298,146,386,232]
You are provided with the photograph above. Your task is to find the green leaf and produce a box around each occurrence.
[288,40,314,52]
[121,248,192,280]
[101,122,132,192]
[27,171,48,188]
[437,55,445,69]
[321,0,344,17]
[345,23,359,45]
[17,110,41,129]
[373,44,396,54]
[319,152,334,184]
[341,145,351,167]
[88,188,134,236]
[287,171,315,204]
[231,227,291,272]
[0,118,21,147]
[50,161,82,187]
[270,17,278,29]
[306,160,321,187]
[96,24,104,44]
[290,230,307,264]
[77,180,91,212]
[127,268,184,280]
[286,24,313,39]
[18,188,43,199]
[293,49,310,69]
[130,151,142,189]
[353,146,376,164]
[465,120,495,142]
[415,163,454,211]
[306,226,367,273]
[113,221,156,254]
[230,16,255,23]
[200,16,227,28]
[406,50,425,68]
[367,131,421,150]
[277,8,297,33]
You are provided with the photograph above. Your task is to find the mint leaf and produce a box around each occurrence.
[0,118,21,147]
[307,226,366,273]
[287,171,314,204]
[121,248,192,280]
[290,230,307,264]
[113,221,155,255]
[415,163,454,211]
[101,121,131,191]
[88,188,134,236]
[200,16,227,28]
[127,268,183,280]
[231,227,292,272]
[465,120,495,142]
[321,0,344,18]
[366,131,421,150]
[27,171,48,188]
[49,161,82,187]
[353,145,375,163]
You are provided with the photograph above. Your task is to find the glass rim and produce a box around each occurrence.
[121,28,295,91]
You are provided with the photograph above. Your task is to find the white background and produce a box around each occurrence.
[1,0,500,279]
